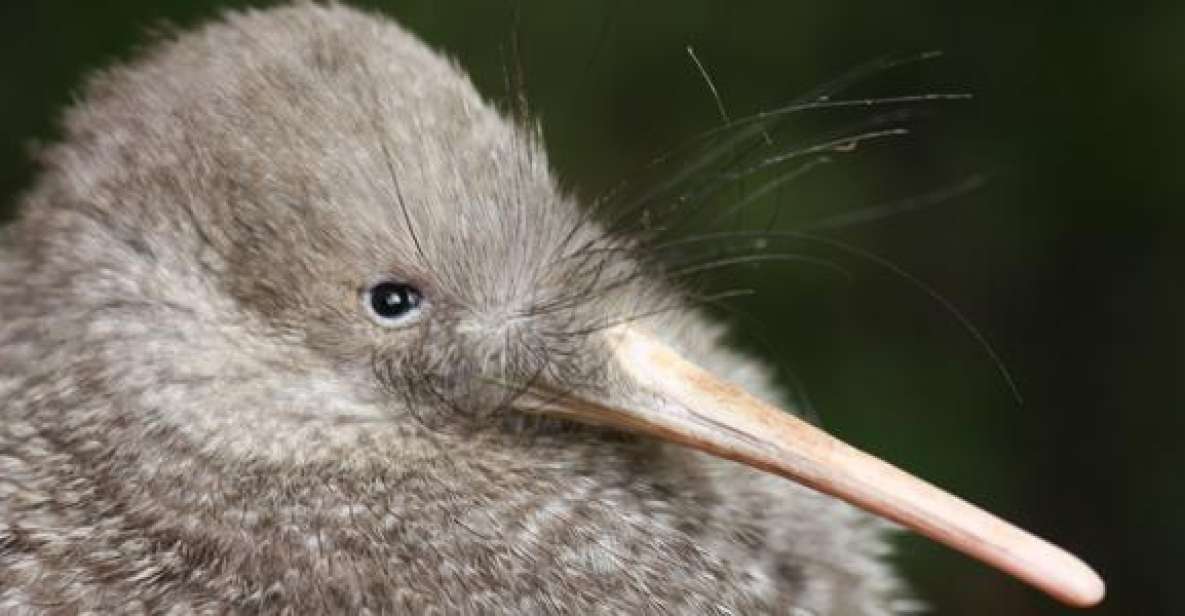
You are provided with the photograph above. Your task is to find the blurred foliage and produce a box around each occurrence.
[2,1,1182,614]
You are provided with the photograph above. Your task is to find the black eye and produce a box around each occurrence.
[364,281,423,326]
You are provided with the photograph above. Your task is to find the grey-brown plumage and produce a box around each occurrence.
[0,3,909,613]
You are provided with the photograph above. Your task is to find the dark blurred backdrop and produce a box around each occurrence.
[2,2,1181,614]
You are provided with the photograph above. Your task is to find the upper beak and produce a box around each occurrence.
[519,325,1104,608]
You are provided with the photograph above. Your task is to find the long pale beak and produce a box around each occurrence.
[521,325,1104,608]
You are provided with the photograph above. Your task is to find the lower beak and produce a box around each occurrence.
[519,325,1104,608]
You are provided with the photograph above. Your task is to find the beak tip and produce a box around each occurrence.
[1070,569,1106,608]
[1046,558,1105,608]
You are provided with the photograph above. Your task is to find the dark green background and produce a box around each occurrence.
[2,2,1181,614]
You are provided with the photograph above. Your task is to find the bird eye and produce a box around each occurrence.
[363,281,423,326]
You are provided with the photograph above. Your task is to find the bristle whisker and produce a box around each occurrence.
[571,110,921,266]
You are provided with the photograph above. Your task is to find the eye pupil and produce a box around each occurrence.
[367,282,422,322]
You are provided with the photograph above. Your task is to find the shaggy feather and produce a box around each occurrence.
[0,3,908,613]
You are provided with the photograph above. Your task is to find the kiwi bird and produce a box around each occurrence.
[0,3,1103,614]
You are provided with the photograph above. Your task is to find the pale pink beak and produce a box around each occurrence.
[522,325,1105,608]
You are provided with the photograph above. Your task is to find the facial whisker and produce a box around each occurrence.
[576,110,921,262]
[574,87,967,249]
[796,173,990,232]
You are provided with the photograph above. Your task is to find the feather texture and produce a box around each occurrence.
[0,3,907,613]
